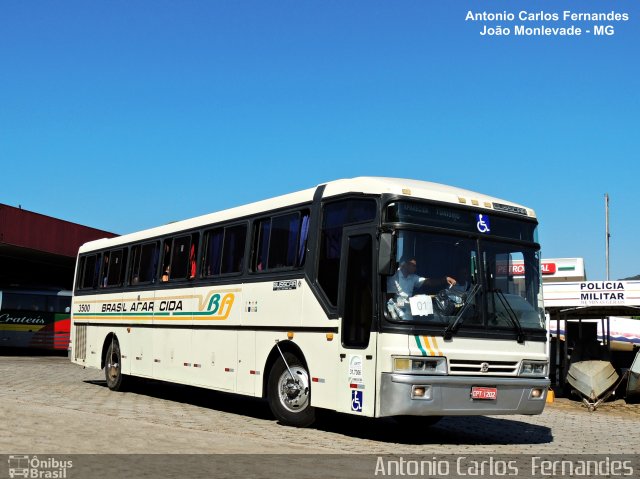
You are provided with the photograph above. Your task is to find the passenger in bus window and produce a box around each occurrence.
[161,242,171,282]
[189,243,196,279]
[101,255,109,288]
[93,257,101,288]
[386,257,456,320]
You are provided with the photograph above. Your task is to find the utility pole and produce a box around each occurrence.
[605,193,610,281]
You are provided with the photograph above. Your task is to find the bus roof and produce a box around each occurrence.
[78,177,535,253]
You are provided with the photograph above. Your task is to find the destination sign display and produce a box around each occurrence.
[385,201,537,242]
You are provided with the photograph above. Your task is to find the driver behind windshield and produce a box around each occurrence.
[386,256,457,320]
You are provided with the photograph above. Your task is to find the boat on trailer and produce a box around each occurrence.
[567,360,624,411]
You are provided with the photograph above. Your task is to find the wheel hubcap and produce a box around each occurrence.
[277,367,310,413]
[107,351,119,381]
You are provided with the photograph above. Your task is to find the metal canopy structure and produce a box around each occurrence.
[547,305,640,320]
[0,203,116,289]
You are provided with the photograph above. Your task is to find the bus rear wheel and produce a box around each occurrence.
[105,338,126,391]
[267,353,315,427]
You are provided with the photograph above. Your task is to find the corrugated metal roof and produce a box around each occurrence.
[0,204,116,258]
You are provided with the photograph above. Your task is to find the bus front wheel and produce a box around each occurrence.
[105,338,126,391]
[267,353,315,427]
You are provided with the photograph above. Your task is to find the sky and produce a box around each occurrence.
[1,0,638,280]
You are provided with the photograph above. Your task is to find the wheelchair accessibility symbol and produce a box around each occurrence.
[351,390,363,412]
[476,214,490,234]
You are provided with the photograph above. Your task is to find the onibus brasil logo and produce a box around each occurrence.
[7,456,72,479]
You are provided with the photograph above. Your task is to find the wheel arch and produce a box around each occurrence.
[261,340,308,398]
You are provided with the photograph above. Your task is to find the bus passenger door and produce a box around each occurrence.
[336,227,377,416]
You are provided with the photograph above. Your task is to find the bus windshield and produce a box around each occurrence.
[383,230,545,334]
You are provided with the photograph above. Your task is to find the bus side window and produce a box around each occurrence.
[221,224,246,274]
[79,254,100,290]
[48,296,71,314]
[140,242,159,283]
[166,234,198,281]
[251,210,309,272]
[203,225,246,277]
[268,213,300,269]
[202,228,224,277]
[129,242,159,285]
[105,248,127,288]
[170,236,191,279]
[2,292,23,310]
[30,294,46,311]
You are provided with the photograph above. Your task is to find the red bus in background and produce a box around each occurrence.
[0,289,71,350]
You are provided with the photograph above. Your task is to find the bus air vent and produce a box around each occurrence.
[449,359,518,376]
[74,325,87,361]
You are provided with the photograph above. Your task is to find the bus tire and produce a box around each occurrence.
[104,338,126,391]
[267,353,315,427]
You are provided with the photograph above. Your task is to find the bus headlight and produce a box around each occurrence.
[393,356,447,375]
[519,360,548,377]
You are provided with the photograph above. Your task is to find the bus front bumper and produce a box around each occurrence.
[379,373,549,417]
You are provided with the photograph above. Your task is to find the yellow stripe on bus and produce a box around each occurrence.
[0,324,46,332]
[421,336,443,357]
[421,336,435,356]
[78,289,241,311]
[74,313,232,321]
[430,336,442,356]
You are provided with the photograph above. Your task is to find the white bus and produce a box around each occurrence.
[70,177,549,427]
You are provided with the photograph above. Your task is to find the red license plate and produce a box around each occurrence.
[471,386,497,400]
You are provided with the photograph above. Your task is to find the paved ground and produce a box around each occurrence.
[1,354,639,456]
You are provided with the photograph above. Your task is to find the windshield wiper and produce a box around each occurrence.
[443,284,481,340]
[493,288,525,344]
